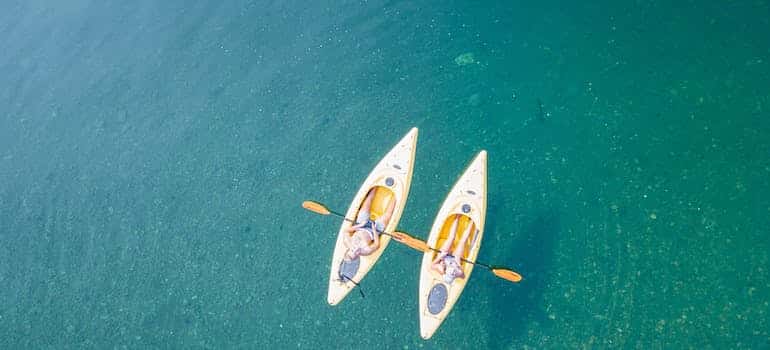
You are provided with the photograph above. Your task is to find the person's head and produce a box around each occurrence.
[443,258,462,283]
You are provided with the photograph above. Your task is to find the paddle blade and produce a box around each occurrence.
[302,200,330,215]
[392,231,430,252]
[492,268,523,283]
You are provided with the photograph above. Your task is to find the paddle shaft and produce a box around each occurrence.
[418,240,494,269]
[304,200,521,282]
[324,208,494,269]
[409,235,521,281]
[323,208,399,240]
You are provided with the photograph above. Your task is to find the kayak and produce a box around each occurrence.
[418,150,487,339]
[327,127,418,306]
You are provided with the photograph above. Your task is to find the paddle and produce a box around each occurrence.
[302,200,407,242]
[302,200,523,283]
[393,230,523,283]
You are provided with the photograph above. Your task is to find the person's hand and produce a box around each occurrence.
[437,250,448,260]
[348,222,362,232]
[372,223,381,243]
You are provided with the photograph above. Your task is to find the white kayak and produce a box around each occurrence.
[418,150,487,339]
[327,128,418,306]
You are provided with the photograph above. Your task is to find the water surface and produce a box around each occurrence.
[1,1,768,348]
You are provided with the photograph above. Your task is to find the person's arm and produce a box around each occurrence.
[343,234,353,249]
[432,250,447,265]
[359,241,377,255]
[372,226,380,246]
[346,222,365,233]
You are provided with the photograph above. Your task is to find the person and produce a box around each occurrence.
[431,214,474,284]
[343,188,395,261]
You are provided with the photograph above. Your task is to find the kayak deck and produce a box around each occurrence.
[327,128,418,306]
[418,150,487,339]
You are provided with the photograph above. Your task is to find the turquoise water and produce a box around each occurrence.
[1,1,769,348]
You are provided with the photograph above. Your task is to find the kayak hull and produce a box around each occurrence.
[418,150,487,339]
[327,128,418,306]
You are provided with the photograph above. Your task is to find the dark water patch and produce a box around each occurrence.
[483,208,559,348]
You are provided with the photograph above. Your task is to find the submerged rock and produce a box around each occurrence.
[454,52,476,66]
[468,93,482,106]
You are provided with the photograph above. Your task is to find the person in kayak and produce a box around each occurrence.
[343,188,396,261]
[431,214,474,284]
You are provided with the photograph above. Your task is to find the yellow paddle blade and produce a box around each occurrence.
[393,231,430,252]
[492,268,523,283]
[302,200,330,215]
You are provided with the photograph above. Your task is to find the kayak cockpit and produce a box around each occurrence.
[431,213,476,272]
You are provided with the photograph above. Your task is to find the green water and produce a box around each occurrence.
[1,1,768,348]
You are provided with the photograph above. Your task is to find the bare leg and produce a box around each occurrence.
[359,187,376,214]
[438,214,460,253]
[377,192,397,227]
[452,219,474,259]
[432,215,460,273]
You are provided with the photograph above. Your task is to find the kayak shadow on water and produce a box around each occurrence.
[482,205,560,347]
